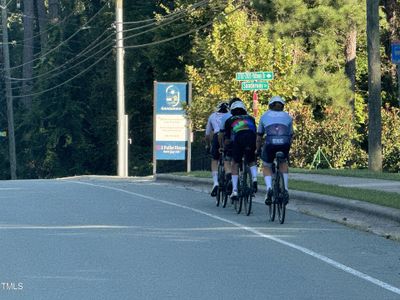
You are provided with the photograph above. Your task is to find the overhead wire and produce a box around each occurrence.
[8,27,114,82]
[6,0,111,72]
[12,0,239,99]
[12,49,112,98]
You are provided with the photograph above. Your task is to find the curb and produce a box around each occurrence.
[155,174,400,224]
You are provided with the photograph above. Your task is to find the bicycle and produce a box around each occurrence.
[268,151,288,224]
[234,156,254,216]
[216,154,225,207]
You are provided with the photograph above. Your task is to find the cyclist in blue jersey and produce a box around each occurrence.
[205,102,231,196]
[222,100,258,201]
[256,96,293,205]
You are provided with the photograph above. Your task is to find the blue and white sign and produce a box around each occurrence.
[156,83,188,114]
[154,82,189,160]
[391,41,400,64]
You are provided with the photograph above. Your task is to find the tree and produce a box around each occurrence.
[185,5,296,129]
[36,0,48,54]
[367,0,382,171]
[21,0,35,110]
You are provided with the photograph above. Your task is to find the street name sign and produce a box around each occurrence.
[236,71,274,81]
[241,81,269,91]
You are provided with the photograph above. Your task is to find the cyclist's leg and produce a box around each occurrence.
[243,132,258,192]
[210,134,220,196]
[230,138,243,200]
[261,144,275,204]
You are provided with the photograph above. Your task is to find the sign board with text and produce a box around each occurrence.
[236,71,274,81]
[241,81,269,91]
[154,82,189,161]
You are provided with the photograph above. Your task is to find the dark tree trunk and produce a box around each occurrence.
[49,0,59,24]
[344,27,357,111]
[22,0,35,110]
[35,0,48,54]
[367,0,382,171]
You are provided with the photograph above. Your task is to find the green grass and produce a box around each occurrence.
[291,168,400,181]
[291,179,400,210]
[172,170,400,210]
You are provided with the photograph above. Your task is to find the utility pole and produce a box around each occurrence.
[115,0,128,177]
[1,0,17,179]
[366,0,382,172]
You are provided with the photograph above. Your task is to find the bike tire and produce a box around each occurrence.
[234,176,243,214]
[276,172,286,224]
[216,166,224,207]
[222,181,228,208]
[243,166,252,216]
[269,175,278,222]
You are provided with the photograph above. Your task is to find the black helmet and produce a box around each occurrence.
[216,102,229,113]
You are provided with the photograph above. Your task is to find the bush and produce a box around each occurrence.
[382,105,400,172]
[287,100,367,168]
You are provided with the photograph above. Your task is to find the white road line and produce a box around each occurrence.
[70,180,400,296]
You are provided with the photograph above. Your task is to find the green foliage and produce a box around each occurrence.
[186,5,296,130]
[287,100,367,169]
[381,105,400,172]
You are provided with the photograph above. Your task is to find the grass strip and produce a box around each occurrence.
[291,179,400,210]
[291,168,400,181]
[172,171,400,210]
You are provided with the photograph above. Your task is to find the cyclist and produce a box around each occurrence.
[205,102,231,197]
[256,96,293,205]
[221,100,258,201]
[217,97,242,189]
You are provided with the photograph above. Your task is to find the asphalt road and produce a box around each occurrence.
[0,177,399,300]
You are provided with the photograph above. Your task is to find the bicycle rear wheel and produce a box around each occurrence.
[222,178,229,208]
[234,176,243,214]
[243,166,252,216]
[269,175,278,222]
[276,172,286,224]
[216,165,224,207]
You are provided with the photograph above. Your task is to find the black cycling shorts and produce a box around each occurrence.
[210,133,221,160]
[232,131,256,164]
[261,143,291,164]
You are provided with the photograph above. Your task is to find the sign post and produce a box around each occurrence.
[153,82,191,175]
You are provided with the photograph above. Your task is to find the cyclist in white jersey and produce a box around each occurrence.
[205,102,231,196]
[256,96,294,204]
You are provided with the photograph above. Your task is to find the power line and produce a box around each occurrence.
[7,27,114,82]
[12,49,112,98]
[121,1,226,43]
[7,10,77,45]
[6,1,111,72]
[124,3,237,49]
[122,0,211,26]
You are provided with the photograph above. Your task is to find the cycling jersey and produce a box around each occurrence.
[257,110,293,145]
[205,112,232,135]
[223,115,256,141]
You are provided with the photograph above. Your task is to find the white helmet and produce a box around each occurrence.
[268,96,285,106]
[230,101,247,112]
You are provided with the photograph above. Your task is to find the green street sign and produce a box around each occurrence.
[241,81,269,91]
[0,131,7,137]
[236,71,274,81]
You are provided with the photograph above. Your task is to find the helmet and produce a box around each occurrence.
[229,97,242,108]
[216,102,229,112]
[268,96,285,106]
[230,101,247,112]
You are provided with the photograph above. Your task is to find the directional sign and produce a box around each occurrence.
[241,81,269,91]
[391,41,400,64]
[236,71,274,81]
